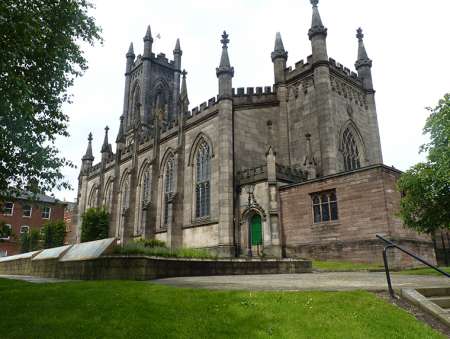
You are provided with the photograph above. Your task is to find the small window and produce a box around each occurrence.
[20,225,30,234]
[311,190,338,223]
[0,224,12,240]
[2,202,14,216]
[23,204,32,217]
[0,250,7,257]
[41,206,51,219]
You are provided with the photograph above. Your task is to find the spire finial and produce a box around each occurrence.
[174,38,182,55]
[221,31,229,48]
[356,27,364,41]
[308,0,327,40]
[82,132,94,161]
[179,69,189,113]
[101,126,111,154]
[217,31,234,73]
[127,43,135,57]
[144,25,153,42]
[116,116,125,144]
[272,32,288,61]
[355,27,372,70]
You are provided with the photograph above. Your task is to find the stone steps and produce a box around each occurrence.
[401,287,450,326]
[428,296,450,309]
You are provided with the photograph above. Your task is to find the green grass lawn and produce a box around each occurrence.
[313,260,450,276]
[396,266,450,276]
[0,278,444,339]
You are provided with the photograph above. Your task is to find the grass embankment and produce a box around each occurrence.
[112,240,216,259]
[397,266,450,276]
[313,260,450,276]
[0,279,444,339]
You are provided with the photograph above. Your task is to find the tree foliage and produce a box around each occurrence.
[398,93,450,233]
[81,208,109,242]
[0,0,102,196]
[20,229,41,253]
[42,220,66,249]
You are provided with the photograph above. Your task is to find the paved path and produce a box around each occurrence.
[153,272,450,291]
[0,275,70,283]
[1,272,448,291]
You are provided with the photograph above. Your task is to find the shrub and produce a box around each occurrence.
[42,221,66,249]
[20,229,41,253]
[135,238,166,248]
[114,241,216,259]
[20,232,30,253]
[81,208,109,242]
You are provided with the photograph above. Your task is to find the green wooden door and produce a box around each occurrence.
[250,214,262,246]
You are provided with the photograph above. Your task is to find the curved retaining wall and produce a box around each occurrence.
[0,238,312,280]
[0,256,312,280]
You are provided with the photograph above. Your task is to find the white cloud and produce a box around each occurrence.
[54,0,450,201]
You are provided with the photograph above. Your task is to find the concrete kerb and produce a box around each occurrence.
[401,288,450,327]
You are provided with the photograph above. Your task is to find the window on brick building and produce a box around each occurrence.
[41,206,51,219]
[311,190,338,223]
[2,202,14,216]
[0,250,7,257]
[0,224,12,240]
[20,225,30,234]
[23,204,32,217]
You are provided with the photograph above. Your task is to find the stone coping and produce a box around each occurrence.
[32,245,73,261]
[60,238,116,262]
[105,255,310,263]
[0,250,41,263]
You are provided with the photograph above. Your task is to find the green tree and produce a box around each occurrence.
[398,94,450,234]
[42,221,66,249]
[0,0,102,196]
[81,208,109,242]
[20,229,42,253]
[20,232,30,253]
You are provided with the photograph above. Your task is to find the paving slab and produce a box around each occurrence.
[153,272,450,291]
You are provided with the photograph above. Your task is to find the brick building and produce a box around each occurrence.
[75,0,435,266]
[0,193,66,256]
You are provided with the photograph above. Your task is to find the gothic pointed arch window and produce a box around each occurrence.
[142,167,151,206]
[121,177,130,211]
[342,128,361,171]
[195,140,211,218]
[163,155,174,225]
[88,185,98,208]
[130,84,141,124]
[103,181,113,212]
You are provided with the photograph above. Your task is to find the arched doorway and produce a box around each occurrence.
[250,214,263,256]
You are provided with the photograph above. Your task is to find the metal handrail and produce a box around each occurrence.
[376,234,450,298]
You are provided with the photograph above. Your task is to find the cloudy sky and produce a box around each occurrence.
[55,0,450,201]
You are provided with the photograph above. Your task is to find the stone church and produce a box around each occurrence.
[76,0,435,265]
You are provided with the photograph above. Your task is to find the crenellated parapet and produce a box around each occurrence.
[237,164,306,186]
